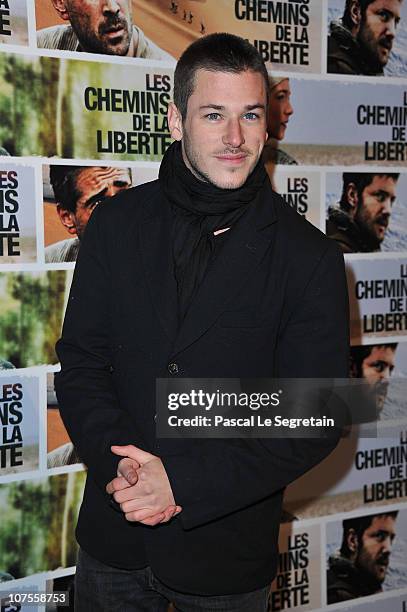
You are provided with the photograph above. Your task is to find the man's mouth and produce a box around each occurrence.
[376,217,389,232]
[215,153,248,164]
[100,20,127,37]
[379,39,393,52]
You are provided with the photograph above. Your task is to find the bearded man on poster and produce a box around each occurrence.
[328,0,403,75]
[37,0,173,61]
[327,511,398,603]
[55,33,349,611]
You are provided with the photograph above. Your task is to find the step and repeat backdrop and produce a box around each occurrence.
[1,0,407,610]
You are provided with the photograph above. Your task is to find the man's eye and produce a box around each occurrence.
[206,113,221,120]
[378,10,391,21]
[244,112,259,120]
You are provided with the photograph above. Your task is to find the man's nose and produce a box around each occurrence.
[386,19,397,40]
[382,536,393,553]
[102,0,121,14]
[380,368,391,382]
[382,197,392,215]
[223,119,245,148]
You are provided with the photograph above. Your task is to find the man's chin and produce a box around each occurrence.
[211,172,251,190]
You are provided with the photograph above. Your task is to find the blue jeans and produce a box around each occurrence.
[75,548,270,612]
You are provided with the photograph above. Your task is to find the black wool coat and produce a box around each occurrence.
[55,179,349,596]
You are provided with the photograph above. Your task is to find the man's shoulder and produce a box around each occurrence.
[270,187,332,259]
[37,24,79,51]
[45,237,80,263]
[327,21,360,75]
[97,179,162,224]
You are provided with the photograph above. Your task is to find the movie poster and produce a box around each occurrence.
[327,0,407,78]
[0,576,45,612]
[46,572,75,612]
[350,341,407,422]
[42,163,158,264]
[133,0,323,73]
[0,52,173,161]
[325,507,407,606]
[0,0,28,47]
[271,79,407,166]
[47,372,80,470]
[272,169,322,229]
[0,373,39,478]
[0,270,73,368]
[346,257,407,344]
[326,171,407,254]
[269,522,321,611]
[0,163,37,264]
[285,429,407,519]
[34,0,175,62]
[335,592,407,611]
[0,471,85,580]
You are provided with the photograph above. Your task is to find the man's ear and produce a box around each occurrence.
[168,102,183,141]
[50,0,70,21]
[349,0,362,32]
[346,528,359,558]
[56,205,77,235]
[345,182,359,218]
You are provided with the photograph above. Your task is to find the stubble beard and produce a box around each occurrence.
[70,13,133,56]
[355,205,386,250]
[358,19,391,72]
[181,133,258,190]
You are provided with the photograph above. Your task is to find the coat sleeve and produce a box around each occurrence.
[54,205,146,494]
[162,240,349,529]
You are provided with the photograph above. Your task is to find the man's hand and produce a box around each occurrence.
[106,445,182,526]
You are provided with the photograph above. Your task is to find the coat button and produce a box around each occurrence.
[168,362,179,374]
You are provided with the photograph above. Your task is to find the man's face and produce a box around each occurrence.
[58,167,131,239]
[354,175,397,248]
[63,0,133,55]
[356,515,396,583]
[361,345,396,410]
[358,0,402,70]
[173,69,268,190]
[267,79,293,141]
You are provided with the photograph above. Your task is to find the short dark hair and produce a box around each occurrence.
[349,343,397,377]
[173,32,269,121]
[49,165,87,213]
[340,173,399,212]
[342,0,376,29]
[340,511,398,557]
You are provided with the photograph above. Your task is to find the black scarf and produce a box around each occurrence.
[159,141,267,320]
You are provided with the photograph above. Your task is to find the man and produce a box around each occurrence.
[37,0,174,60]
[327,511,398,603]
[45,165,132,263]
[326,172,398,253]
[350,343,397,413]
[327,0,402,75]
[55,33,348,610]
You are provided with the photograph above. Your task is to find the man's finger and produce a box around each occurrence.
[139,514,166,526]
[125,508,164,522]
[118,465,138,485]
[111,444,155,464]
[106,475,132,495]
